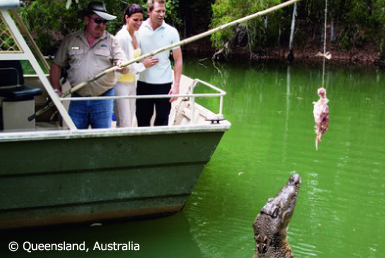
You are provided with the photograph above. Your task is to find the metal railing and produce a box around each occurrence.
[59,79,226,125]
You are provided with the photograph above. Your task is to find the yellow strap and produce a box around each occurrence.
[117,48,141,82]
[117,74,135,82]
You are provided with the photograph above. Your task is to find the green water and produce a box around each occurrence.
[2,59,385,257]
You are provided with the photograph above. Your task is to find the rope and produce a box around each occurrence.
[322,0,328,88]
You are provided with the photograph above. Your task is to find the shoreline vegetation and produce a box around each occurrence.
[17,1,383,68]
[182,37,381,67]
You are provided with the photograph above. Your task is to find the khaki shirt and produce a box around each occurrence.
[53,30,126,96]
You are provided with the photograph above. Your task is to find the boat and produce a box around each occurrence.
[0,4,230,229]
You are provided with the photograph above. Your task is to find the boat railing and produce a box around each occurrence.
[58,78,226,125]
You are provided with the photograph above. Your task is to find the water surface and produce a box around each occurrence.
[2,59,385,258]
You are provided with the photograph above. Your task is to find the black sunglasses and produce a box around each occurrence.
[88,17,108,25]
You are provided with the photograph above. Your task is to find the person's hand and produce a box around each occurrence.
[168,84,179,103]
[54,88,62,96]
[115,60,130,74]
[142,57,159,68]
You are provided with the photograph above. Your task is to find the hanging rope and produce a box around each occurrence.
[322,0,328,88]
[315,0,330,88]
[312,0,330,150]
[323,0,328,57]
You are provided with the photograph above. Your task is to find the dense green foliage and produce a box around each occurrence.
[18,0,180,54]
[210,0,385,58]
[210,0,283,50]
[15,0,385,59]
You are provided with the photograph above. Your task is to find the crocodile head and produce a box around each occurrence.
[252,174,301,258]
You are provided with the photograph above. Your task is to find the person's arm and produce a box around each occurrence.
[112,35,130,75]
[115,60,130,74]
[133,57,158,72]
[169,47,183,103]
[50,62,62,96]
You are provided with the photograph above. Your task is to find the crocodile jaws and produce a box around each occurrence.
[252,174,301,258]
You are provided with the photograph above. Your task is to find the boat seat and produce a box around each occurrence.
[0,60,42,101]
[0,60,42,131]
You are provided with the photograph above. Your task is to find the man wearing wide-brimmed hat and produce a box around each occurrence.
[50,1,129,129]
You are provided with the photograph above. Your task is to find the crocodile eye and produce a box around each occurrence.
[262,244,267,253]
[257,244,262,253]
[272,207,279,218]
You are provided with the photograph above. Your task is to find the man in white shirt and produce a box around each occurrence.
[136,0,183,126]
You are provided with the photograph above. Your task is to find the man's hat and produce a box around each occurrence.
[85,1,116,21]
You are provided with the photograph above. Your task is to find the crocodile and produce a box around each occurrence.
[252,174,301,258]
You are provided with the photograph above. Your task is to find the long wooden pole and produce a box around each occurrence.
[29,0,301,121]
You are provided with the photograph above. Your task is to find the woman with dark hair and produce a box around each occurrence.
[114,4,158,127]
